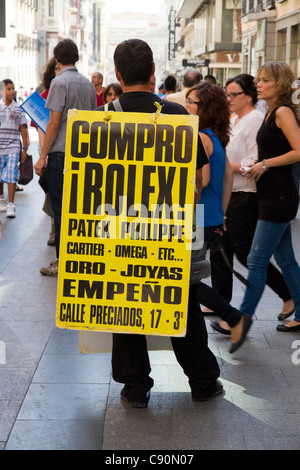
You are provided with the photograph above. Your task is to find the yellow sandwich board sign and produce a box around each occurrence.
[56,108,199,337]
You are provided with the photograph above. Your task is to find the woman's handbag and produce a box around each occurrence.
[18,154,33,185]
[38,168,48,193]
[190,226,211,284]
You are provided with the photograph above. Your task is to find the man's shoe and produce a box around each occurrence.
[120,387,150,408]
[6,203,16,218]
[0,197,6,212]
[40,260,59,277]
[192,379,224,402]
[47,225,55,246]
[229,314,252,353]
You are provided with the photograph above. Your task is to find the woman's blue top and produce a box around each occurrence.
[197,129,226,228]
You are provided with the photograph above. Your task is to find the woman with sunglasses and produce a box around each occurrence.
[239,62,300,332]
[209,74,294,336]
[185,82,252,353]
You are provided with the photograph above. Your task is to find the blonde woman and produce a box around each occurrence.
[240,62,300,331]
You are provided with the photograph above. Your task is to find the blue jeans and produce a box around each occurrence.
[47,152,65,259]
[240,219,300,322]
[292,161,300,193]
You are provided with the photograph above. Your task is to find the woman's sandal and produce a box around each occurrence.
[277,309,295,321]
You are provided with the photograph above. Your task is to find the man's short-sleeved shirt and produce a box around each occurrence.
[46,66,97,153]
[0,98,27,155]
[97,91,208,170]
[96,91,104,107]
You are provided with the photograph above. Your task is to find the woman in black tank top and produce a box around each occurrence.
[238,62,300,332]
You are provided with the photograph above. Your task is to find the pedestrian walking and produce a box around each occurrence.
[185,82,252,352]
[31,57,59,247]
[240,62,300,331]
[34,39,97,276]
[208,74,294,338]
[0,79,30,218]
[91,71,105,106]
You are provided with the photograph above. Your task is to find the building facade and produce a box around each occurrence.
[0,0,105,93]
[175,0,242,85]
[0,0,38,92]
[173,0,300,85]
[104,3,171,87]
[242,0,300,78]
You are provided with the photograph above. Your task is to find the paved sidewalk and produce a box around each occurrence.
[1,132,300,450]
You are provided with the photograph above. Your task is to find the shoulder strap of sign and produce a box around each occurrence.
[111,99,123,112]
[110,98,164,114]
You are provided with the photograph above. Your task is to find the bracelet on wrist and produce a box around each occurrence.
[262,160,269,171]
[23,147,28,151]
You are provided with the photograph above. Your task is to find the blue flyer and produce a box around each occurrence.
[21,91,50,133]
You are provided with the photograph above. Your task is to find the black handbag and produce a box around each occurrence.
[38,169,48,193]
[18,154,33,185]
[190,226,211,284]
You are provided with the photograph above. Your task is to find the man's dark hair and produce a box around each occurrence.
[183,68,202,88]
[114,39,153,86]
[164,75,177,92]
[53,39,79,65]
[204,74,217,84]
[3,79,13,86]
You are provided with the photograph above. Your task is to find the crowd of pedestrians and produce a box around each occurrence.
[1,37,300,409]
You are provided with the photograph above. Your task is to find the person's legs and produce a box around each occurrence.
[210,232,234,303]
[171,284,221,395]
[213,192,292,316]
[47,152,65,260]
[7,182,16,204]
[273,224,300,323]
[40,152,64,276]
[0,177,6,212]
[1,153,19,217]
[112,286,222,403]
[239,219,290,317]
[112,333,153,405]
[196,281,241,327]
[210,193,258,304]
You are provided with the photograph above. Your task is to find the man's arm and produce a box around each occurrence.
[19,124,30,162]
[222,156,234,215]
[34,110,62,176]
[194,168,202,208]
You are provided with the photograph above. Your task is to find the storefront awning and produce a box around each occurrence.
[177,0,203,18]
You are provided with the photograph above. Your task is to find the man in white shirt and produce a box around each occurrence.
[0,79,29,218]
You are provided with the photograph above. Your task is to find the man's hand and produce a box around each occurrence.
[34,109,62,177]
[34,156,47,176]
[20,149,28,163]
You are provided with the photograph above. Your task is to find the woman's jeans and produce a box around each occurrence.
[240,219,300,322]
